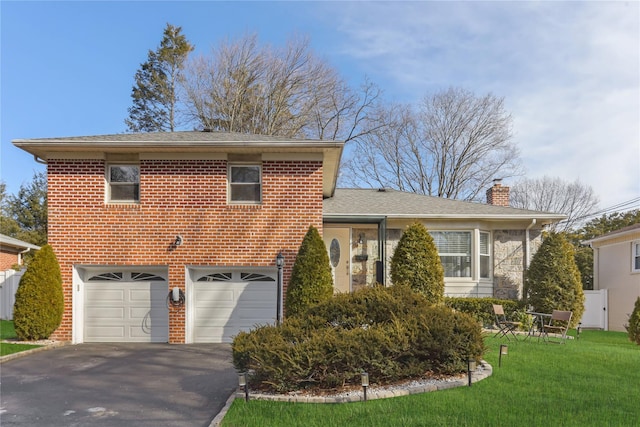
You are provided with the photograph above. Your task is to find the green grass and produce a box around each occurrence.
[221,330,640,426]
[0,320,42,356]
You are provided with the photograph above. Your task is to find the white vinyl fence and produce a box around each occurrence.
[0,269,25,320]
[581,289,608,330]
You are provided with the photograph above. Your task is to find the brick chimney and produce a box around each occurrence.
[486,179,510,207]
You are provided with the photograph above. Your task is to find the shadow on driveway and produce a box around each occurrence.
[1,343,237,427]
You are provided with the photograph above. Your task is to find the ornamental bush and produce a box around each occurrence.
[627,297,640,345]
[524,232,584,328]
[390,223,444,304]
[233,285,484,393]
[285,225,334,317]
[13,244,64,341]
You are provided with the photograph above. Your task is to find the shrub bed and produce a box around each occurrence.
[232,285,484,393]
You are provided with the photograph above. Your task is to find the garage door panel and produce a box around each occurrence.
[192,272,277,343]
[84,280,168,343]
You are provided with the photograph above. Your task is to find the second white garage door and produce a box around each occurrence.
[191,270,277,343]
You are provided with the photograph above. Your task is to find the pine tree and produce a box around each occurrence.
[13,245,64,340]
[125,23,194,132]
[525,232,585,327]
[390,223,444,304]
[285,226,334,317]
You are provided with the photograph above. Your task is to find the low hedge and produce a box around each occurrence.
[232,285,485,393]
[444,297,525,328]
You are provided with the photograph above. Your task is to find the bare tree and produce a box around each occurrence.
[510,176,600,231]
[181,33,381,142]
[342,87,521,201]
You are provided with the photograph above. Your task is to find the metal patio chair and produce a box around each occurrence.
[493,304,521,341]
[541,310,573,344]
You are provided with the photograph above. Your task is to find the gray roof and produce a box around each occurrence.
[13,131,344,198]
[323,188,566,223]
[0,234,41,251]
[583,222,640,244]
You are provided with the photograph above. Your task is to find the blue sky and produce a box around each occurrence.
[2,1,639,211]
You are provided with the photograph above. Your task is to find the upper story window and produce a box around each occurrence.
[480,231,491,279]
[431,231,471,278]
[229,165,261,204]
[633,241,640,273]
[108,165,139,203]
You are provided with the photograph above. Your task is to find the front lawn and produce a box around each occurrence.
[0,320,42,357]
[221,330,640,426]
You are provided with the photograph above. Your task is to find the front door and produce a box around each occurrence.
[323,228,351,293]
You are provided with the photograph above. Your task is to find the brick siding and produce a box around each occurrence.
[47,158,324,342]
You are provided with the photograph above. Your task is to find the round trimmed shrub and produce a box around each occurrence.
[285,225,334,317]
[13,244,64,340]
[390,223,444,304]
[525,232,584,328]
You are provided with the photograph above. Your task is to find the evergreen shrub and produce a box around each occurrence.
[233,285,484,393]
[285,225,334,317]
[627,297,640,345]
[390,223,444,304]
[13,244,64,340]
[524,232,585,327]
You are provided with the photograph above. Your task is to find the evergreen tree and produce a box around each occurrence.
[0,172,47,246]
[125,23,194,132]
[13,244,64,340]
[390,223,444,304]
[525,232,585,327]
[626,297,640,345]
[285,225,334,317]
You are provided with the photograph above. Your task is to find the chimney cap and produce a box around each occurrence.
[492,178,503,186]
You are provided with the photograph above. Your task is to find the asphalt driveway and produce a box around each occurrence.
[0,343,237,427]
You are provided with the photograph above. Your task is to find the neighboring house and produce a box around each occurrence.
[0,234,40,319]
[584,223,640,332]
[0,234,40,270]
[13,132,563,344]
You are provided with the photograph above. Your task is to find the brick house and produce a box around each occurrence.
[13,132,563,344]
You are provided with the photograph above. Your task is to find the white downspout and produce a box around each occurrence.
[18,247,31,267]
[525,219,537,269]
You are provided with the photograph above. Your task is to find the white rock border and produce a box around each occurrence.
[234,360,492,403]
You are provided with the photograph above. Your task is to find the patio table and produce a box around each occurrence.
[525,311,551,341]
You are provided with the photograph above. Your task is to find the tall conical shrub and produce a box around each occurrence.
[13,244,64,340]
[390,223,445,304]
[524,232,584,328]
[285,225,334,317]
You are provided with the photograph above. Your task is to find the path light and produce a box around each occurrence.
[467,358,476,387]
[276,252,284,325]
[577,322,582,339]
[499,344,508,367]
[361,372,369,402]
[238,372,249,402]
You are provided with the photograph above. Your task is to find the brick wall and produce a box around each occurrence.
[47,158,324,342]
[0,251,19,271]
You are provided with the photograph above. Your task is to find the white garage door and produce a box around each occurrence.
[192,270,277,343]
[84,271,169,343]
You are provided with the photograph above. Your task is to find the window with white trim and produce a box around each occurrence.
[229,165,261,203]
[480,231,491,279]
[430,231,471,278]
[108,165,139,203]
[633,241,640,272]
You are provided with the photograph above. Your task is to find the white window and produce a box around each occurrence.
[480,232,491,279]
[229,165,261,203]
[633,241,640,272]
[108,165,139,203]
[431,231,471,278]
